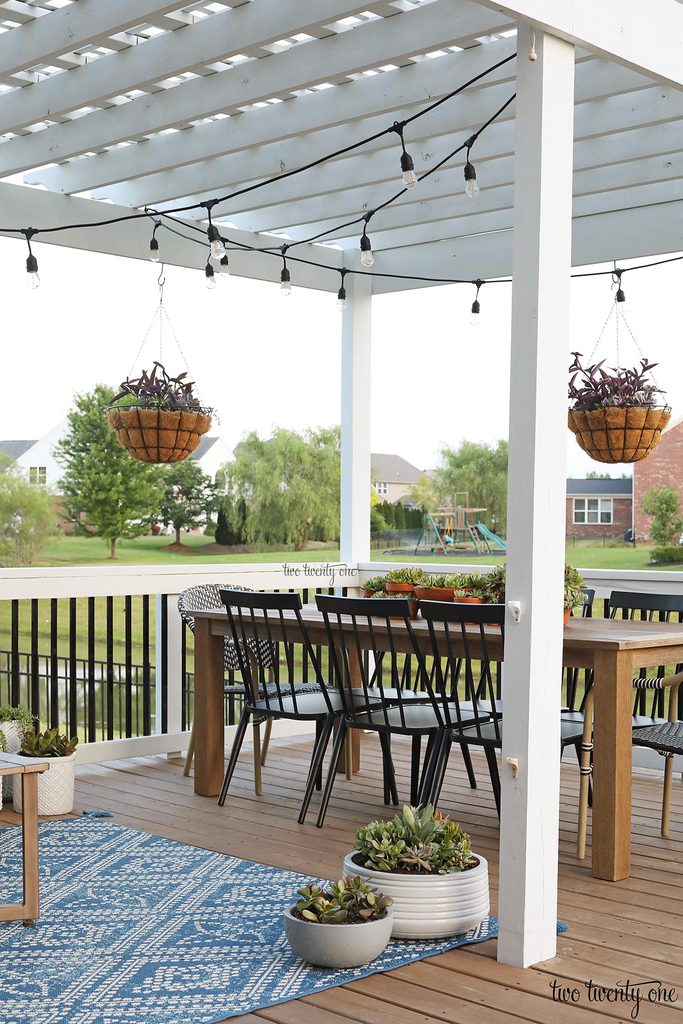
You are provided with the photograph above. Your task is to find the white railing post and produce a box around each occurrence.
[155,593,184,757]
[340,256,372,566]
[497,27,575,968]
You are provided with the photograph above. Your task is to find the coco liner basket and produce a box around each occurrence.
[107,406,212,463]
[568,405,670,464]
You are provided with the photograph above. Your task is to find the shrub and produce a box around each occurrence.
[293,876,392,924]
[641,487,683,546]
[355,805,473,875]
[651,545,683,565]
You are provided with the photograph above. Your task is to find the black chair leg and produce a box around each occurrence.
[460,741,477,789]
[427,733,451,809]
[379,732,399,805]
[316,719,347,829]
[218,707,250,806]
[417,730,441,806]
[298,714,335,825]
[485,746,501,818]
[410,734,422,805]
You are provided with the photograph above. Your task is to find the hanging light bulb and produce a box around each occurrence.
[400,151,418,189]
[207,224,226,260]
[614,270,625,302]
[470,280,482,325]
[219,254,230,276]
[337,269,348,311]
[149,237,160,262]
[26,252,40,289]
[464,160,479,199]
[205,261,216,290]
[360,230,374,269]
[280,266,292,296]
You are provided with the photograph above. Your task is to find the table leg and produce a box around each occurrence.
[591,649,632,880]
[22,772,40,925]
[193,618,225,797]
[336,644,361,775]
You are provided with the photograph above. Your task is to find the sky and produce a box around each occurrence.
[2,232,680,480]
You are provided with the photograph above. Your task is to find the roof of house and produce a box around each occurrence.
[0,439,37,461]
[371,453,424,485]
[567,478,633,496]
[191,436,221,462]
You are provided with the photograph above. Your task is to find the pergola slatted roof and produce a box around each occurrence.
[0,0,680,292]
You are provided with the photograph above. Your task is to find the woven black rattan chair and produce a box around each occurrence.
[218,589,342,823]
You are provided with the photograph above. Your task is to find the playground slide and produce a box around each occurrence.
[475,521,507,551]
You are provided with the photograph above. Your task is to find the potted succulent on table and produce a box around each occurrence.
[413,574,455,603]
[362,574,387,598]
[481,563,586,622]
[567,352,670,463]
[107,361,212,464]
[343,805,489,939]
[0,705,34,805]
[372,591,418,620]
[14,729,78,815]
[284,875,393,968]
[384,567,429,596]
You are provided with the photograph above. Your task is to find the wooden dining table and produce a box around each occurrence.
[192,607,683,882]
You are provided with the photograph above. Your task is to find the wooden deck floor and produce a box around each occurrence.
[4,735,683,1023]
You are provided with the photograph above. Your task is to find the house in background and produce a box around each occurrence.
[371,452,424,503]
[634,417,683,540]
[566,477,633,540]
[0,423,233,490]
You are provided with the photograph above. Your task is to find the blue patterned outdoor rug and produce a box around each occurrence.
[0,818,509,1024]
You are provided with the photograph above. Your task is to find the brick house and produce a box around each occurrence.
[633,417,683,540]
[566,478,633,540]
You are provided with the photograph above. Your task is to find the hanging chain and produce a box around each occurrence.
[587,300,616,364]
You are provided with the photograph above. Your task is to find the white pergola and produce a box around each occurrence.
[2,0,682,968]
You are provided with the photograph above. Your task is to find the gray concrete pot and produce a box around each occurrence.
[283,907,393,968]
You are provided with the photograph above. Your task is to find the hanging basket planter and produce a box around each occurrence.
[568,350,670,464]
[107,362,212,464]
[568,405,671,464]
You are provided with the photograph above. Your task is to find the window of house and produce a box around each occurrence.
[29,466,47,486]
[573,497,612,525]
[374,482,388,496]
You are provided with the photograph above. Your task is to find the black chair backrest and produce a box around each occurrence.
[219,589,330,714]
[415,601,505,741]
[609,590,683,718]
[580,588,595,617]
[315,593,441,730]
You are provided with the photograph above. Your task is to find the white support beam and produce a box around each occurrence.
[473,0,683,88]
[340,260,372,564]
[497,26,575,968]
[0,0,184,81]
[0,182,341,291]
[0,2,515,176]
[0,0,381,136]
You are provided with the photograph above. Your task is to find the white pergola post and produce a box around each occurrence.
[340,260,372,565]
[497,26,575,968]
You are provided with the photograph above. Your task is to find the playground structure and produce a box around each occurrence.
[413,506,507,556]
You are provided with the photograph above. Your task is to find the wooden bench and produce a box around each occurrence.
[0,754,50,926]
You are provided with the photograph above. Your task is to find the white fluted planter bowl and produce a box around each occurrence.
[343,852,489,939]
[0,721,22,806]
[284,907,393,968]
[14,754,75,815]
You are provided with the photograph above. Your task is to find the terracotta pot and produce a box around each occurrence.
[563,608,572,625]
[362,589,375,598]
[568,406,670,464]
[454,596,483,605]
[107,407,212,464]
[413,586,455,602]
[386,582,417,595]
[388,599,418,621]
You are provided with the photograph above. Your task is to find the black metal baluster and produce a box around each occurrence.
[106,596,114,741]
[69,599,77,738]
[87,597,96,743]
[30,600,39,727]
[125,595,133,738]
[142,595,151,736]
[49,598,58,729]
[160,595,168,734]
[10,599,19,706]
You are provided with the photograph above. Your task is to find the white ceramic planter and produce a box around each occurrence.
[0,722,23,807]
[284,907,393,968]
[342,852,489,939]
[13,753,76,816]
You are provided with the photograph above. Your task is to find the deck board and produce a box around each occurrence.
[2,734,683,1022]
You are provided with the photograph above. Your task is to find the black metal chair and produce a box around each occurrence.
[314,594,447,828]
[217,589,341,824]
[415,601,587,819]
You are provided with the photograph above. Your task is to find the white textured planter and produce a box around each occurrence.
[0,722,23,807]
[343,852,489,939]
[284,907,393,968]
[14,754,75,816]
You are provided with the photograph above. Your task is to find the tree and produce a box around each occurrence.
[223,426,340,550]
[215,494,248,546]
[160,460,216,545]
[406,473,437,511]
[0,459,57,566]
[435,440,508,530]
[55,384,164,558]
[641,487,683,545]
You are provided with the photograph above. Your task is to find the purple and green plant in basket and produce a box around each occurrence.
[109,361,210,414]
[568,353,666,411]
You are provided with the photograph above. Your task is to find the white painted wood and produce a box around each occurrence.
[161,595,184,753]
[497,27,575,968]
[340,258,372,565]
[0,2,513,177]
[0,0,380,136]
[473,0,683,89]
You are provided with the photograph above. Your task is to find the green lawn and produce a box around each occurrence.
[371,541,670,571]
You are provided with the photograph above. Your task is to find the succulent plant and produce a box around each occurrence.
[442,573,468,589]
[482,564,506,603]
[362,575,388,593]
[0,731,6,753]
[0,704,34,733]
[384,567,429,585]
[371,591,415,600]
[355,804,473,875]
[294,876,392,924]
[568,352,665,411]
[478,563,585,610]
[420,574,451,589]
[20,728,78,758]
[109,362,209,414]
